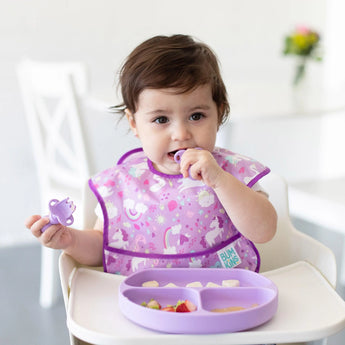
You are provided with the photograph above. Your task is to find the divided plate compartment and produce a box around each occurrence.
[119,268,278,334]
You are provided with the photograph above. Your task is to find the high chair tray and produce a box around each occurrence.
[67,261,345,345]
[118,268,278,334]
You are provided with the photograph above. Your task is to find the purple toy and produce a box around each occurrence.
[174,149,187,163]
[41,197,76,233]
[174,147,202,164]
[174,148,202,179]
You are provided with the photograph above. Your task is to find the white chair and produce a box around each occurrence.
[17,60,91,308]
[286,108,345,288]
[288,177,345,285]
[59,173,339,345]
[257,174,336,287]
[59,179,99,345]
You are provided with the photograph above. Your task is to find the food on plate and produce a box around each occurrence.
[141,298,161,309]
[141,280,159,287]
[222,279,240,287]
[175,300,197,312]
[206,282,221,288]
[141,279,240,288]
[186,281,203,288]
[211,303,258,313]
[164,282,178,287]
[141,299,197,312]
[211,306,245,312]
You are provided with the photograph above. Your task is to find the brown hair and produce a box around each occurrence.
[115,34,230,126]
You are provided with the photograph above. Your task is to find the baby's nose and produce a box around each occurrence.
[171,123,191,141]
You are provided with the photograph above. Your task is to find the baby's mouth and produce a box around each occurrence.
[168,150,178,158]
[168,148,186,159]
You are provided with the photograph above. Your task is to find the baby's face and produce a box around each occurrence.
[126,84,219,175]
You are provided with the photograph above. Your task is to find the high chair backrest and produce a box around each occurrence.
[257,173,337,287]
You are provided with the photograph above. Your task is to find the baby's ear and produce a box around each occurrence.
[217,104,224,130]
[125,109,138,137]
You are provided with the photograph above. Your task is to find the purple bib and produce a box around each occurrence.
[89,147,270,275]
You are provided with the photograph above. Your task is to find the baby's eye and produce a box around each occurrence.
[154,116,169,124]
[190,112,204,121]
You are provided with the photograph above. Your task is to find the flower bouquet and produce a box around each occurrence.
[283,26,322,86]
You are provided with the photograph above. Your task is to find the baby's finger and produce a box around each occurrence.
[24,215,42,229]
[40,224,67,248]
[40,224,61,243]
[179,162,190,178]
[30,217,50,237]
[189,165,202,180]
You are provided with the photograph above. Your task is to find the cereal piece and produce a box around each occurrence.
[222,279,240,287]
[206,282,221,288]
[142,280,159,287]
[164,282,177,287]
[186,281,203,288]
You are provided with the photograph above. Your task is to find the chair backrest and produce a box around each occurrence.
[257,173,337,286]
[17,60,90,207]
[256,172,295,270]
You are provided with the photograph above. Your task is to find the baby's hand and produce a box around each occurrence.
[179,149,225,188]
[25,215,73,250]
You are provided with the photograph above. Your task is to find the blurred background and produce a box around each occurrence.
[1,0,345,344]
[1,0,344,246]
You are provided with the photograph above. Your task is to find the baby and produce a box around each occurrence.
[26,34,277,275]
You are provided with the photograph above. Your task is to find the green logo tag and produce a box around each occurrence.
[217,244,242,269]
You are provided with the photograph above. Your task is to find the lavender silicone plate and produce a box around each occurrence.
[119,268,278,334]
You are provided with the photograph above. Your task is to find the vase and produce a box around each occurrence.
[291,58,310,110]
[293,57,307,86]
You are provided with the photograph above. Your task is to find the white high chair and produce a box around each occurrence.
[256,174,336,285]
[288,176,345,285]
[59,172,345,345]
[17,60,91,308]
[286,109,345,287]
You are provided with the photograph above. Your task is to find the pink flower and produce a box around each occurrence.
[296,25,310,35]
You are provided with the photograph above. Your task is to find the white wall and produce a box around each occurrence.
[323,0,345,90]
[0,0,332,245]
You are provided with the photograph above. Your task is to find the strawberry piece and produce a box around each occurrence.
[175,299,197,312]
[185,299,197,312]
[175,302,190,312]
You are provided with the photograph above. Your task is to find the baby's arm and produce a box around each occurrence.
[179,149,277,243]
[213,174,277,243]
[25,215,103,266]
